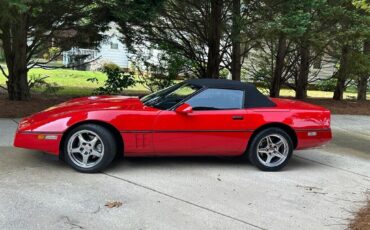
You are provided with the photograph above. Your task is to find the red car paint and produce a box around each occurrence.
[14,95,332,156]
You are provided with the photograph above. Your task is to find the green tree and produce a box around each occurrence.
[111,0,231,79]
[357,39,370,101]
[226,0,262,81]
[131,46,191,92]
[329,0,370,100]
[292,0,333,99]
[353,0,370,101]
[231,0,242,81]
[0,0,108,100]
[249,0,331,98]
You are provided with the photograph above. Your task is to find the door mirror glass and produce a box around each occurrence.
[175,103,193,114]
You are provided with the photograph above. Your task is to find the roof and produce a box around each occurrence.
[185,78,249,90]
[185,78,276,108]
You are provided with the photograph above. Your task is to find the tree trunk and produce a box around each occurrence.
[3,14,30,100]
[7,47,30,100]
[270,35,287,97]
[357,39,370,101]
[206,0,223,79]
[357,76,368,101]
[333,45,350,101]
[231,0,241,81]
[296,44,310,99]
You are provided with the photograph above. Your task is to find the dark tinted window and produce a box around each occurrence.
[186,88,244,110]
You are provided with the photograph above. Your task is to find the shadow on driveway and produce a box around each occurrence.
[326,129,370,159]
[106,154,318,173]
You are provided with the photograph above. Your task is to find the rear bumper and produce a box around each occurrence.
[13,131,62,155]
[296,128,332,150]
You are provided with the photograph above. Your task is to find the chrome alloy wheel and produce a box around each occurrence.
[67,130,104,168]
[256,134,289,167]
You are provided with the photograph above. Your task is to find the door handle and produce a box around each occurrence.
[232,115,244,120]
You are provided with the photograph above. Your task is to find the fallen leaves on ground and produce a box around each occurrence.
[105,201,123,208]
[350,199,370,230]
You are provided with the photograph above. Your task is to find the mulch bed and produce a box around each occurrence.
[1,93,370,118]
[350,200,370,230]
[304,98,370,116]
[0,94,73,118]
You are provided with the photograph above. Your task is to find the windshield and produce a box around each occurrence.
[141,82,201,110]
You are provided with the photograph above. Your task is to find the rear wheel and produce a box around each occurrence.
[63,124,117,173]
[248,128,293,171]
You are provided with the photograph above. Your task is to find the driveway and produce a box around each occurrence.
[0,115,369,230]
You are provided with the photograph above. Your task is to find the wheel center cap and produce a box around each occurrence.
[83,146,92,152]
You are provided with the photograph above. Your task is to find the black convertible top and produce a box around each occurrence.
[185,79,276,108]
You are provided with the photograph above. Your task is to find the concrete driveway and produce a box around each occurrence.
[0,115,369,230]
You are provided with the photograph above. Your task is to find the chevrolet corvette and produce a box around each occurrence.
[14,79,332,173]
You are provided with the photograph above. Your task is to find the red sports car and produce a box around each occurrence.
[14,79,332,173]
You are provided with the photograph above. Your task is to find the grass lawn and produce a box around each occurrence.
[279,88,364,100]
[0,68,149,96]
[0,68,368,99]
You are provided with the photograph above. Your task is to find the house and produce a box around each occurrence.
[63,24,130,70]
[244,48,336,83]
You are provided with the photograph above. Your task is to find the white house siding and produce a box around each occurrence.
[312,60,336,80]
[63,22,131,69]
[243,48,336,82]
[96,36,130,68]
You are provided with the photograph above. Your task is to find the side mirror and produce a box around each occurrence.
[175,103,193,115]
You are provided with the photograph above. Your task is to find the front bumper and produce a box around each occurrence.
[13,131,62,155]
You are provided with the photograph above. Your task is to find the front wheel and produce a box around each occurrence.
[63,124,117,173]
[248,128,293,171]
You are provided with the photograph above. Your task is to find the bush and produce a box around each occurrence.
[219,69,229,79]
[251,69,270,88]
[88,63,136,95]
[316,78,337,92]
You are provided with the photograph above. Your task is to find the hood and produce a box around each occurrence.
[45,95,145,112]
[270,98,329,111]
[51,95,144,110]
[25,95,149,122]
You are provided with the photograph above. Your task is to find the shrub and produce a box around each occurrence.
[219,69,229,79]
[316,78,337,92]
[88,63,136,95]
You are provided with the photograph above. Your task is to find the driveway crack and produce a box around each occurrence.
[101,172,266,230]
[61,216,84,229]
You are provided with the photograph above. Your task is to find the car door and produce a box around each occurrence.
[152,88,252,156]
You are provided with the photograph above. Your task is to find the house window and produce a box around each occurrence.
[110,43,119,49]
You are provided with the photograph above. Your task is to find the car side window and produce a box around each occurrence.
[185,88,244,110]
[153,84,199,110]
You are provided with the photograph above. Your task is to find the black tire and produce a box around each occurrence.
[63,124,117,173]
[248,128,293,171]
